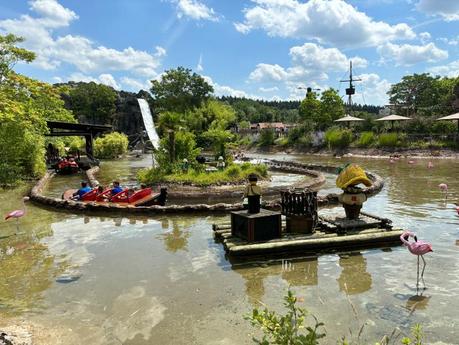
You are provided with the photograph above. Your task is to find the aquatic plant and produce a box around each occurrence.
[246,291,426,345]
[246,290,326,345]
[325,128,353,149]
[357,131,376,148]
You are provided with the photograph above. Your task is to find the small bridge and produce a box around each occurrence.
[46,121,112,160]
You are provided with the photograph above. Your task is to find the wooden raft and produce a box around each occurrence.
[212,211,402,257]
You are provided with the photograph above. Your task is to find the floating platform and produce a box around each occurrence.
[212,210,402,257]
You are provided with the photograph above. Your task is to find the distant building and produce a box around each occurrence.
[250,122,291,136]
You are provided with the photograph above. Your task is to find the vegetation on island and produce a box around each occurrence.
[138,67,268,186]
[246,290,425,345]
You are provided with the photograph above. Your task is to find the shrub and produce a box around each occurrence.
[94,132,129,159]
[357,131,376,147]
[259,128,275,147]
[225,164,241,178]
[377,133,401,148]
[246,290,325,345]
[324,128,353,149]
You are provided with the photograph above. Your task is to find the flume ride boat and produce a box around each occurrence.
[62,187,167,206]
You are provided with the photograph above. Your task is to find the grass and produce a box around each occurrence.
[138,163,269,186]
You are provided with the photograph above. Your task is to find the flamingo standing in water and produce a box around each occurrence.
[439,183,448,201]
[400,231,433,289]
[4,196,29,233]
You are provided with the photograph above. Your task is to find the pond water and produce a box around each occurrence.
[1,154,458,344]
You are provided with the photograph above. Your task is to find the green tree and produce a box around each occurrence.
[319,88,345,129]
[201,128,234,158]
[185,99,236,134]
[150,67,214,113]
[67,82,117,124]
[258,128,275,147]
[299,92,321,127]
[0,34,35,82]
[158,111,186,163]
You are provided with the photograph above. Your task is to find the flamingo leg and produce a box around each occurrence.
[15,218,19,234]
[420,255,427,278]
[416,255,420,290]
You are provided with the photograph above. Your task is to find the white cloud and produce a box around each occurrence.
[377,42,448,66]
[356,73,391,106]
[235,0,415,47]
[428,60,459,78]
[98,73,120,90]
[170,0,219,21]
[249,43,367,83]
[121,77,152,91]
[66,72,122,89]
[417,0,459,21]
[0,0,165,78]
[203,76,258,98]
[259,86,279,92]
[419,31,431,43]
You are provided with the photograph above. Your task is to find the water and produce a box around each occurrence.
[137,98,160,150]
[0,154,458,344]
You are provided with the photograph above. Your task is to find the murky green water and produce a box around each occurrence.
[1,154,458,344]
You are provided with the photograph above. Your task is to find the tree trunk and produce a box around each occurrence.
[169,131,175,162]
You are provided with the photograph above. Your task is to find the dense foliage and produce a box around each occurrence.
[0,34,74,185]
[94,132,129,159]
[66,82,117,124]
[151,66,213,113]
[138,162,268,186]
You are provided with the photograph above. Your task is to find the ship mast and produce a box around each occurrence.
[340,61,361,115]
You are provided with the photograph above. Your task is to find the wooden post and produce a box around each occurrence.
[85,133,94,160]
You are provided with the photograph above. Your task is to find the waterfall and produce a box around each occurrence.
[137,98,160,150]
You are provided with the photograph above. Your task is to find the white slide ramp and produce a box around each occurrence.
[137,98,160,150]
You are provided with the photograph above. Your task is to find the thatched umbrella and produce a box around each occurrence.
[334,115,364,127]
[436,112,459,133]
[375,114,411,129]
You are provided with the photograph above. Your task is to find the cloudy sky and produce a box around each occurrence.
[1,0,458,105]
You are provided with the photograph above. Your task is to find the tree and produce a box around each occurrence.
[158,111,186,163]
[319,88,345,129]
[150,67,214,113]
[298,91,321,125]
[67,82,117,124]
[0,34,35,82]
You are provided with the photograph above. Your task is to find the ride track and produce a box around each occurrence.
[27,159,385,215]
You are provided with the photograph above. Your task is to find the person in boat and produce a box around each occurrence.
[111,181,123,196]
[72,181,92,200]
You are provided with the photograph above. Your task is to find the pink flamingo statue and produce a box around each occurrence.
[427,161,433,169]
[4,196,29,233]
[400,231,433,289]
[439,183,448,201]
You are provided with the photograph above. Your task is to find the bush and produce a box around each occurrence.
[226,164,241,178]
[357,131,376,147]
[324,128,353,149]
[259,128,275,147]
[138,163,268,186]
[377,133,401,148]
[94,132,129,159]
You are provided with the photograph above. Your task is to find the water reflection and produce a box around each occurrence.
[337,253,372,295]
[157,218,197,252]
[234,257,318,306]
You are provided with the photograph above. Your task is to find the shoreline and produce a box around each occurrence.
[250,146,459,159]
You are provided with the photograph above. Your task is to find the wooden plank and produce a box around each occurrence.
[226,229,403,256]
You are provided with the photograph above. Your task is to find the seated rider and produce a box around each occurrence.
[73,181,92,200]
[111,181,123,196]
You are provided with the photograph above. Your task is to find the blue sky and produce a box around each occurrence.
[1,0,458,105]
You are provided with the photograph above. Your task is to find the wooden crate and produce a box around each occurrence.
[231,209,281,242]
[286,215,315,234]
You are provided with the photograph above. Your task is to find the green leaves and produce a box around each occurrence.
[94,132,129,159]
[0,34,35,81]
[150,67,213,113]
[246,290,326,345]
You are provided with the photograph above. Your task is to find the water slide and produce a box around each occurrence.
[137,98,160,150]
